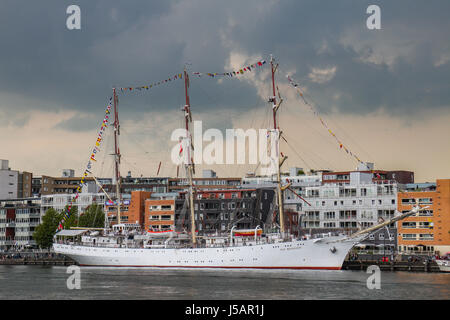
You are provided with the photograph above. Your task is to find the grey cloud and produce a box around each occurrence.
[0,0,449,126]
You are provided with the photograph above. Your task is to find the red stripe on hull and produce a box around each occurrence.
[78,264,342,270]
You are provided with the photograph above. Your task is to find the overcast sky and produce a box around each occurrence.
[1,0,449,182]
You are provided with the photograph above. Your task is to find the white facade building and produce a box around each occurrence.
[0,160,18,199]
[41,192,107,217]
[242,168,399,241]
[300,172,398,233]
[0,198,41,250]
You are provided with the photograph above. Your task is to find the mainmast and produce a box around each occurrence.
[112,88,122,225]
[182,68,197,246]
[269,56,286,237]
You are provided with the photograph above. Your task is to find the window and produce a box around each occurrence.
[419,234,434,240]
[419,198,433,204]
[324,212,335,220]
[402,234,417,240]
[402,222,416,228]
[361,211,373,219]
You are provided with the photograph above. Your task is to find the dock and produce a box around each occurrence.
[0,252,78,266]
[342,260,440,272]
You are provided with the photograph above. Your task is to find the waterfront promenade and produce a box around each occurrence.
[0,250,76,266]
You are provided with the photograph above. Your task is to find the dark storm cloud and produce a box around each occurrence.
[0,0,449,125]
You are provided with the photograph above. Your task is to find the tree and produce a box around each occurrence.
[33,206,78,249]
[33,208,61,249]
[78,203,105,228]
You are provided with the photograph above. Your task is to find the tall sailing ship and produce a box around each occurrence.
[53,57,426,269]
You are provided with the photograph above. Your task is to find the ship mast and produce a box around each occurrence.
[269,55,286,238]
[182,68,197,246]
[112,88,122,225]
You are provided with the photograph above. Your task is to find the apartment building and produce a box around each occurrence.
[298,171,399,251]
[175,188,276,236]
[397,179,450,256]
[168,177,241,193]
[41,191,107,217]
[145,193,177,232]
[0,198,41,250]
[106,191,151,226]
[143,188,276,236]
[0,160,32,199]
[101,175,168,195]
[321,162,414,185]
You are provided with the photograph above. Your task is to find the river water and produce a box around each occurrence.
[0,265,448,300]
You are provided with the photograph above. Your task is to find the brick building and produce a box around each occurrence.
[397,179,450,256]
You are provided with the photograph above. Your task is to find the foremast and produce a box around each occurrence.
[182,68,197,246]
[112,88,122,225]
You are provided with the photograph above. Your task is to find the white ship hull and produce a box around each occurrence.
[53,236,359,270]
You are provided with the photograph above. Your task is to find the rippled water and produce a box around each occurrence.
[0,265,448,300]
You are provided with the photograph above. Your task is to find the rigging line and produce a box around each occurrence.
[119,127,176,174]
[286,77,370,169]
[280,136,312,172]
[98,125,112,179]
[274,75,344,160]
[120,156,143,177]
[301,90,375,163]
[279,67,372,165]
[230,95,267,180]
[283,133,336,171]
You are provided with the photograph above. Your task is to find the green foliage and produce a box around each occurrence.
[33,208,61,249]
[78,203,105,228]
[33,204,104,248]
[297,169,305,175]
[33,206,77,248]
